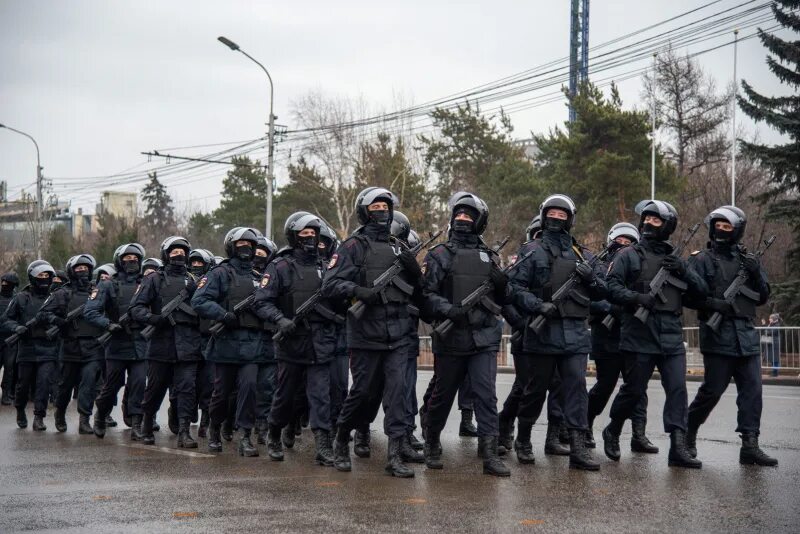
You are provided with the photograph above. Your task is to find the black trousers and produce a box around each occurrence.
[688,353,762,434]
[195,360,214,412]
[209,363,257,430]
[141,361,197,420]
[1,348,15,396]
[587,353,648,425]
[517,353,588,430]
[421,372,473,414]
[337,347,407,439]
[96,360,146,418]
[403,355,418,430]
[256,361,277,423]
[269,360,330,431]
[609,352,688,433]
[329,355,349,428]
[55,360,102,416]
[15,361,56,417]
[424,351,499,437]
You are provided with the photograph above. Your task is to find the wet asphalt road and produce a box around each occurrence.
[0,371,798,533]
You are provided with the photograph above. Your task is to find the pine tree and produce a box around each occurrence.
[212,156,268,233]
[141,171,176,246]
[738,0,800,321]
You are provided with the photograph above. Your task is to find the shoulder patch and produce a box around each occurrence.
[260,273,271,288]
[197,276,208,289]
[89,288,99,300]
[690,250,700,256]
[328,254,339,269]
[421,261,427,275]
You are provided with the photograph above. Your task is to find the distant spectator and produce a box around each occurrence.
[761,313,782,377]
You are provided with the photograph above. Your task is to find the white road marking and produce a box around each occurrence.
[118,442,215,458]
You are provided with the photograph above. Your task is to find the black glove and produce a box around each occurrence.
[222,312,239,327]
[446,304,469,325]
[706,298,733,315]
[610,304,625,317]
[147,314,164,326]
[399,250,423,279]
[353,286,380,305]
[14,325,27,335]
[742,253,760,275]
[108,323,124,333]
[489,265,509,294]
[634,293,656,310]
[52,316,67,327]
[575,262,594,283]
[276,317,295,335]
[662,254,686,276]
[34,311,50,324]
[537,302,558,318]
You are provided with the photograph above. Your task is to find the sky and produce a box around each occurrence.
[0,0,793,217]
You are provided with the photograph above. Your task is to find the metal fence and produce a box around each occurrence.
[419,326,800,376]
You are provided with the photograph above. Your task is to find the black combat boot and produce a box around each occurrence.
[140,414,155,445]
[400,433,425,463]
[353,428,371,458]
[668,429,702,469]
[459,409,478,437]
[1,390,11,405]
[686,424,698,458]
[238,428,259,457]
[167,405,178,435]
[16,407,28,429]
[105,414,117,428]
[131,414,143,441]
[514,420,535,464]
[267,424,284,461]
[408,430,424,451]
[631,420,659,453]
[208,423,223,453]
[282,422,296,449]
[314,429,335,466]
[78,414,93,435]
[569,429,600,471]
[480,436,511,477]
[93,412,107,438]
[32,415,47,431]
[544,422,570,455]
[740,432,778,466]
[385,437,415,478]
[197,410,209,438]
[585,417,596,448]
[121,399,131,428]
[602,421,622,461]
[54,408,67,433]
[177,418,198,449]
[498,416,514,456]
[558,422,570,444]
[424,430,443,470]
[333,427,352,472]
[152,416,160,432]
[255,418,267,445]
[221,419,233,442]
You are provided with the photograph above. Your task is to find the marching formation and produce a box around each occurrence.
[0,187,778,478]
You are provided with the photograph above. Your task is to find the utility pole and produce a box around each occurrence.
[731,29,739,206]
[651,53,657,200]
[568,0,590,122]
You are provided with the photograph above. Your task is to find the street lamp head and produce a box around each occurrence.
[217,36,240,51]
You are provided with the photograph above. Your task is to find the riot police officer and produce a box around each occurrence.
[187,247,216,437]
[254,212,338,466]
[421,192,510,476]
[130,236,202,449]
[686,206,777,466]
[508,194,606,471]
[0,272,20,405]
[89,243,148,439]
[47,254,105,435]
[322,186,422,478]
[192,227,265,457]
[253,235,278,446]
[142,258,162,276]
[602,200,707,468]
[3,261,59,430]
[586,223,656,452]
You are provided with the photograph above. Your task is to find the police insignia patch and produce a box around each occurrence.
[89,289,98,300]
[197,276,208,289]
[328,254,338,269]
[421,262,427,275]
[260,274,270,288]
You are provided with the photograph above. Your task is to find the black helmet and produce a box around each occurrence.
[256,236,278,259]
[539,194,577,231]
[606,222,640,247]
[223,227,261,258]
[188,248,215,276]
[283,212,322,247]
[705,205,747,243]
[355,187,399,226]
[526,215,542,241]
[390,211,411,241]
[113,243,145,270]
[635,199,678,240]
[52,270,68,285]
[318,223,339,260]
[95,263,117,281]
[448,191,489,235]
[160,236,192,262]
[1,272,20,286]
[27,260,55,286]
[407,229,421,249]
[213,255,224,266]
[65,254,97,278]
[142,257,163,273]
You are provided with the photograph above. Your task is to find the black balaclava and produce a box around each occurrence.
[0,282,14,297]
[365,199,392,239]
[189,263,207,277]
[542,210,571,250]
[711,222,735,254]
[122,259,140,275]
[294,231,320,263]
[166,249,187,275]
[235,243,254,261]
[252,252,269,272]
[71,267,91,290]
[543,208,569,234]
[452,206,479,235]
[33,276,52,294]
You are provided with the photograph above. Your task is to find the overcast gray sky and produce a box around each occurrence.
[0,0,792,216]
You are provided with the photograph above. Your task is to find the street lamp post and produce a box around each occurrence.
[731,29,739,206]
[217,36,275,240]
[0,123,44,259]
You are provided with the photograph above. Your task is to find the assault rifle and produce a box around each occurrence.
[273,289,345,342]
[141,288,190,340]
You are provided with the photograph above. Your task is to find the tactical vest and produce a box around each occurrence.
[278,258,322,319]
[158,273,198,326]
[711,251,757,319]
[360,238,407,304]
[112,277,139,326]
[443,246,491,304]
[224,265,262,329]
[532,243,590,319]
[21,291,50,339]
[0,294,13,317]
[634,248,682,313]
[66,287,103,337]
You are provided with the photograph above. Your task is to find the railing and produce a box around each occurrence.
[419,326,800,376]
